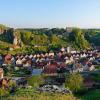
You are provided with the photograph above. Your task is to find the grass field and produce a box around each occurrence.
[0,88,75,100]
[80,89,100,100]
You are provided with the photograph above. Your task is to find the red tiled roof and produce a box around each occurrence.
[43,64,57,74]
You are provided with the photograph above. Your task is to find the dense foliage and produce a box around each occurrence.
[0,24,100,54]
[81,89,100,100]
[65,73,84,92]
[69,28,90,49]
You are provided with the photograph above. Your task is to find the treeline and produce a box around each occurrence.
[0,24,100,54]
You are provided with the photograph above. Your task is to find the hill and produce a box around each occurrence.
[0,24,100,54]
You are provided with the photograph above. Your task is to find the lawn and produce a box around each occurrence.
[0,88,75,100]
[80,89,100,100]
[90,72,100,82]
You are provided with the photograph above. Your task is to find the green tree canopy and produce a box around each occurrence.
[21,31,32,45]
[31,34,48,45]
[69,28,90,49]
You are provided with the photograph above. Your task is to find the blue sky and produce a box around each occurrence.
[0,0,100,28]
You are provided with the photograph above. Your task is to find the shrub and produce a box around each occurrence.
[65,73,84,93]
[27,75,44,88]
[0,88,9,97]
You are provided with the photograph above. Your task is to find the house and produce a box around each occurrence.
[43,62,58,76]
[88,63,95,71]
[65,56,74,64]
[23,60,31,68]
[16,58,23,67]
[60,47,65,52]
[49,51,54,56]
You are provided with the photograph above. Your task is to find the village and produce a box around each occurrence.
[0,46,100,97]
[1,0,100,99]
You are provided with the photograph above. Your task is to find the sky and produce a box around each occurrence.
[0,0,100,28]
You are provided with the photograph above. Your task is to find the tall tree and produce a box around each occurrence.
[69,28,90,49]
[21,31,32,45]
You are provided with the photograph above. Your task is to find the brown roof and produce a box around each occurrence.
[43,64,57,74]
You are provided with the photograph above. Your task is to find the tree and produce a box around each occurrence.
[0,88,9,96]
[21,31,32,45]
[31,34,48,46]
[69,28,90,49]
[50,34,61,46]
[65,73,84,92]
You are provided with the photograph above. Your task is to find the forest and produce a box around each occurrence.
[0,24,100,54]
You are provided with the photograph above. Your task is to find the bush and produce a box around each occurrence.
[65,73,84,93]
[0,88,9,97]
[27,75,44,88]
